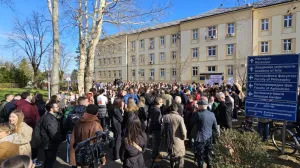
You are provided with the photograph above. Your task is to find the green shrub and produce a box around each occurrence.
[213,129,272,168]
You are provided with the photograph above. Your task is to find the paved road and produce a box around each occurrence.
[37,138,199,168]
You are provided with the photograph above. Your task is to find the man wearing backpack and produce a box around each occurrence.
[64,96,89,163]
[161,103,187,168]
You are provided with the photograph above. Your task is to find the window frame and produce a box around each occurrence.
[227,44,234,55]
[208,46,217,56]
[192,48,198,58]
[227,23,235,34]
[283,39,292,51]
[160,68,165,77]
[150,69,155,77]
[131,41,136,50]
[284,15,293,28]
[261,41,269,53]
[208,66,216,72]
[140,69,145,77]
[227,65,234,76]
[132,70,136,77]
[192,29,198,40]
[113,57,116,64]
[131,55,136,64]
[172,68,176,77]
[192,66,198,76]
[208,26,217,37]
[172,34,177,44]
[160,52,165,61]
[140,40,145,48]
[140,55,145,63]
[261,19,269,31]
[160,36,165,45]
[150,53,155,62]
[150,38,155,49]
[172,51,176,60]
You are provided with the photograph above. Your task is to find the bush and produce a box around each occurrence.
[213,129,272,168]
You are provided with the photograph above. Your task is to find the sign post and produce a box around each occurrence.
[245,54,299,154]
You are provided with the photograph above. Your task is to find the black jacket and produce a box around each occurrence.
[231,93,240,107]
[149,106,162,132]
[111,107,123,134]
[120,133,147,168]
[32,112,65,149]
[216,101,232,129]
[35,100,46,117]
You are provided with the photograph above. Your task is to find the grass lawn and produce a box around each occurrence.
[0,88,48,100]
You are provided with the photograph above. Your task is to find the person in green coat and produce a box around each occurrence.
[207,96,219,113]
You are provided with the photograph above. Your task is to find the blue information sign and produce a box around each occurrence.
[245,54,299,122]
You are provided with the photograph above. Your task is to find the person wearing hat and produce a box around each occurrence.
[69,104,106,168]
[193,97,218,168]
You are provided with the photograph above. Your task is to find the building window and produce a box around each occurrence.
[172,68,176,77]
[208,46,216,56]
[208,66,216,72]
[118,57,121,64]
[118,43,122,51]
[261,41,269,53]
[132,70,136,77]
[261,19,269,31]
[113,44,116,52]
[160,52,165,61]
[192,67,198,76]
[119,70,122,77]
[208,26,216,37]
[192,48,198,58]
[113,57,116,64]
[140,55,145,63]
[99,59,101,65]
[227,44,234,55]
[108,71,111,77]
[228,65,233,76]
[131,41,136,50]
[192,29,198,40]
[150,53,155,63]
[172,34,177,44]
[132,56,136,64]
[140,69,144,77]
[108,58,111,64]
[150,38,154,49]
[284,15,292,28]
[150,69,154,77]
[172,51,176,60]
[283,39,292,52]
[160,69,165,77]
[160,36,165,45]
[140,40,144,48]
[103,58,106,64]
[227,23,234,34]
[113,71,116,77]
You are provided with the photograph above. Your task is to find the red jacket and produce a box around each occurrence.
[15,99,40,128]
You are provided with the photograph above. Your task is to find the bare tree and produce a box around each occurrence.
[6,12,52,88]
[171,54,192,82]
[59,45,73,80]
[48,0,60,95]
[63,0,170,95]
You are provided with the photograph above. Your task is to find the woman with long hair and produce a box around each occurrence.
[123,98,139,129]
[0,123,20,163]
[120,115,147,168]
[110,98,124,163]
[9,110,33,157]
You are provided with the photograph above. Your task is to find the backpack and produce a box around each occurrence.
[160,117,174,154]
[63,105,86,132]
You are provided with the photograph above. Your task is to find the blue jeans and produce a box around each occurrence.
[66,133,71,163]
[258,122,269,141]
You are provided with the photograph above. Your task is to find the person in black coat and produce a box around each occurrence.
[31,102,65,168]
[231,89,240,121]
[35,94,46,117]
[111,98,124,162]
[120,115,147,168]
[215,92,232,129]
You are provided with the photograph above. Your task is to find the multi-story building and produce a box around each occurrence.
[94,0,300,83]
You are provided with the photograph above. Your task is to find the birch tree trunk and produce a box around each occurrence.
[48,0,60,96]
[77,0,86,96]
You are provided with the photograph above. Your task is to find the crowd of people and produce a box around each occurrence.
[0,80,256,168]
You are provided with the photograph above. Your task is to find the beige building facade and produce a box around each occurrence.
[94,0,300,83]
